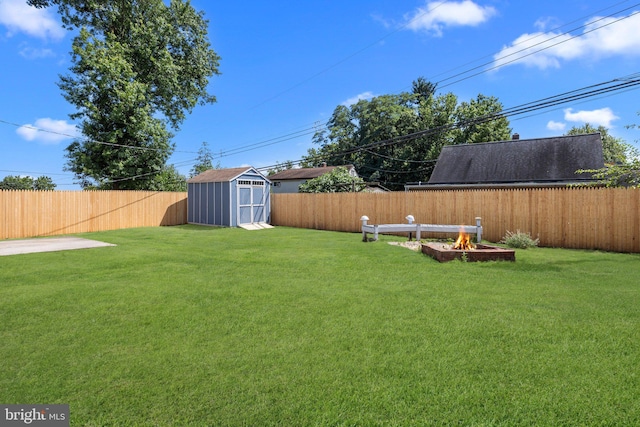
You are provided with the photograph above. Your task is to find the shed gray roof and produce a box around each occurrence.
[187,166,268,183]
[428,133,604,185]
[269,165,355,181]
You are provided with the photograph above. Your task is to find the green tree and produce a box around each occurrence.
[566,123,631,164]
[29,0,221,190]
[0,175,56,190]
[149,165,187,192]
[304,78,510,189]
[574,116,640,188]
[190,141,219,177]
[579,159,640,188]
[412,77,437,100]
[33,176,57,190]
[267,160,295,176]
[451,94,511,144]
[298,167,366,193]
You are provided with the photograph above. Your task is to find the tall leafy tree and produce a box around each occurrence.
[0,175,56,190]
[190,141,219,177]
[304,78,510,189]
[451,94,511,145]
[28,0,221,190]
[574,117,640,188]
[298,167,366,193]
[412,76,437,100]
[566,123,631,165]
[267,160,295,176]
[149,165,187,192]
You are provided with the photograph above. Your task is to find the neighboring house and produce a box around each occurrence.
[269,165,358,193]
[363,182,390,193]
[405,133,605,190]
[187,166,271,227]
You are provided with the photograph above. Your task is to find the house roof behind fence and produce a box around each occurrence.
[188,167,267,183]
[428,133,604,185]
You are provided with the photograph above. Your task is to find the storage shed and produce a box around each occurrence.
[187,167,271,227]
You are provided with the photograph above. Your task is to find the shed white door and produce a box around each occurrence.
[238,181,267,225]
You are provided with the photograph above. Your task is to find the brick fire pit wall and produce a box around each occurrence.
[421,243,516,262]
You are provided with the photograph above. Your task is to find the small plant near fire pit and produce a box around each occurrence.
[501,230,539,249]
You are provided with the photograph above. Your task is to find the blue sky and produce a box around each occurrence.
[1,0,639,189]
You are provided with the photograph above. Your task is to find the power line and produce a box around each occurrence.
[424,1,638,86]
[0,118,201,155]
[4,3,636,165]
[250,0,452,109]
[0,169,73,177]
[437,6,640,89]
[358,164,436,174]
[0,116,328,163]
[210,127,321,159]
[10,72,638,186]
[5,3,639,185]
[257,72,640,174]
[361,148,437,164]
[234,2,640,162]
[201,1,640,160]
[176,1,639,161]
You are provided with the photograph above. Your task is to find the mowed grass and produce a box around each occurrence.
[1,225,639,426]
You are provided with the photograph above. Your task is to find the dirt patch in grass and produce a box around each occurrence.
[388,241,422,251]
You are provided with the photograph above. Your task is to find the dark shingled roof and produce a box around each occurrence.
[269,165,355,180]
[188,167,267,183]
[428,133,604,185]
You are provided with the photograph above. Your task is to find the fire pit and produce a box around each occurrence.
[421,242,515,262]
[421,229,515,262]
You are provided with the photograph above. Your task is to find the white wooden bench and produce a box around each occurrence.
[361,216,482,243]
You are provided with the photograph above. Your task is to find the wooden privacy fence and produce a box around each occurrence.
[0,190,188,240]
[272,188,640,253]
[3,188,640,252]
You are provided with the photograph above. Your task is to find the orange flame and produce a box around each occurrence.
[453,229,475,250]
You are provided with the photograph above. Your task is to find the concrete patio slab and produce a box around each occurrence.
[0,237,116,256]
[239,223,274,230]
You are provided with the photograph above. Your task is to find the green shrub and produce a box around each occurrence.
[501,230,539,249]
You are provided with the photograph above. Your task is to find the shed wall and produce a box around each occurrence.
[187,181,232,226]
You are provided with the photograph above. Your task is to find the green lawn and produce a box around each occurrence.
[1,225,639,426]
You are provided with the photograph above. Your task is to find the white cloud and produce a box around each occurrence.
[493,11,640,70]
[534,17,559,32]
[0,0,65,41]
[563,107,619,127]
[19,46,55,59]
[16,118,79,144]
[341,91,376,107]
[405,1,497,36]
[547,120,566,131]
